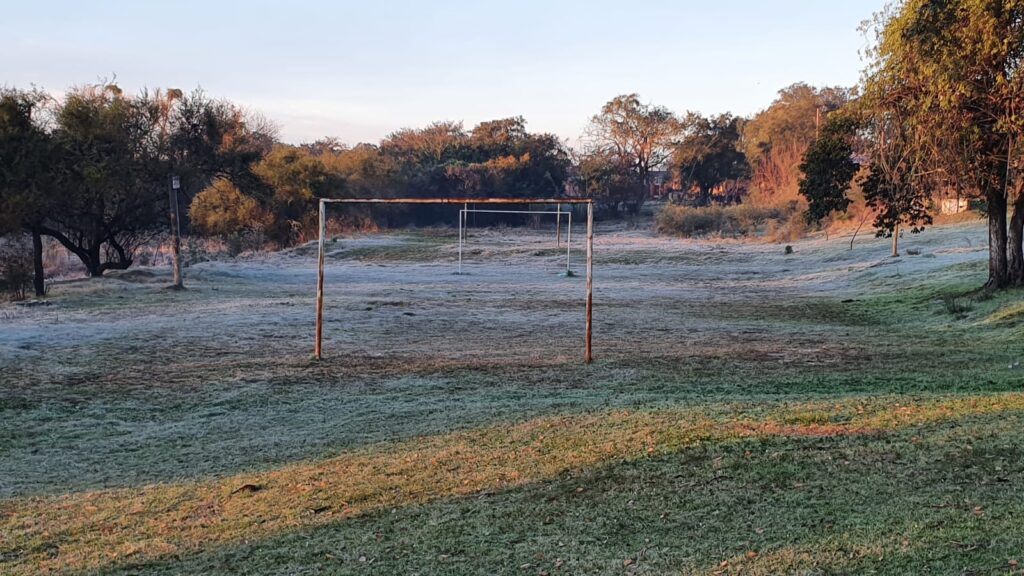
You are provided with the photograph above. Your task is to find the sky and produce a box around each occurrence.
[2,1,887,146]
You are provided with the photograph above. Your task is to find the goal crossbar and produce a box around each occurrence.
[320,197,593,205]
[315,197,595,364]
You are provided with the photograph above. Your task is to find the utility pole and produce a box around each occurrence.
[169,174,184,289]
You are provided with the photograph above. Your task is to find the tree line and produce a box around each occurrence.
[0,85,275,295]
[1,0,1021,295]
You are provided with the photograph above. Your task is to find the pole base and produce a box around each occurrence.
[559,270,577,278]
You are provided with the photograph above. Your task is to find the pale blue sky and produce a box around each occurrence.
[2,1,886,145]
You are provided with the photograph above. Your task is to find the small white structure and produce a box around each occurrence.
[940,197,970,214]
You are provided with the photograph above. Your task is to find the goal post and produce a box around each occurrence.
[314,197,595,364]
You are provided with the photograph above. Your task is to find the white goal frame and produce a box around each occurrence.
[458,204,573,275]
[315,198,595,364]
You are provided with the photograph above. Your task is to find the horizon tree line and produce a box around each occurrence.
[2,0,1021,295]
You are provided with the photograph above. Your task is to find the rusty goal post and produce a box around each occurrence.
[314,197,595,364]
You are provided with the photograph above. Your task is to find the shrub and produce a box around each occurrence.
[942,295,974,318]
[0,239,34,301]
[190,178,263,238]
[656,203,797,238]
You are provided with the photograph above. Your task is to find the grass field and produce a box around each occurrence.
[2,217,1024,575]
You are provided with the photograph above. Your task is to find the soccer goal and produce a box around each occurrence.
[458,204,574,275]
[314,197,595,364]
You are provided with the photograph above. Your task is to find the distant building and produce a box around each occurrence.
[648,170,672,198]
[940,197,970,214]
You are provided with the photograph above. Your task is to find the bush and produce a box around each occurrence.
[0,239,34,301]
[656,203,796,238]
[190,178,263,238]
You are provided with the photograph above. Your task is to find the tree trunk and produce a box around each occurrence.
[1009,189,1024,286]
[84,244,103,277]
[36,225,108,278]
[986,187,1009,290]
[891,222,900,257]
[31,228,45,297]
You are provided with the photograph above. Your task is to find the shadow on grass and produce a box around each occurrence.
[4,394,1024,575]
[91,413,1024,576]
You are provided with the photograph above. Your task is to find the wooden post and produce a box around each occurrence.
[315,200,326,359]
[585,202,593,364]
[168,175,183,289]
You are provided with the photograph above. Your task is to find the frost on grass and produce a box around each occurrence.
[1,219,1019,575]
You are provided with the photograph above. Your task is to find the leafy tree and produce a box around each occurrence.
[36,84,166,277]
[799,113,861,224]
[861,167,932,257]
[863,0,1024,288]
[321,143,395,198]
[163,90,276,211]
[332,117,571,225]
[301,137,347,156]
[575,149,645,216]
[381,121,466,169]
[0,88,57,295]
[467,117,529,160]
[863,102,934,256]
[742,83,851,164]
[743,83,852,201]
[251,145,345,245]
[584,94,681,213]
[672,113,749,205]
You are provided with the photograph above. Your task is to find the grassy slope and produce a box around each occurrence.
[2,227,1024,575]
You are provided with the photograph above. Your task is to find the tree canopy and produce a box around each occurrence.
[672,113,749,205]
[584,94,681,213]
[861,0,1024,287]
[799,113,861,224]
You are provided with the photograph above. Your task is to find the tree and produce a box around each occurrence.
[574,149,645,216]
[672,113,749,205]
[862,105,933,256]
[742,83,851,163]
[584,94,681,213]
[349,117,570,225]
[381,121,466,168]
[743,83,852,202]
[799,113,861,224]
[164,91,277,209]
[0,88,57,295]
[861,167,932,257]
[251,145,345,245]
[863,0,1024,288]
[320,143,395,198]
[467,117,529,160]
[37,84,166,277]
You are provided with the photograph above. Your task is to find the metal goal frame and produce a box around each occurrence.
[314,198,595,364]
[458,204,573,275]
